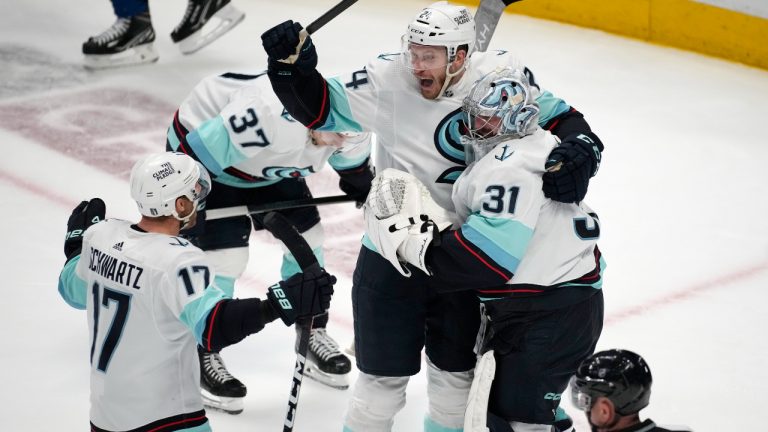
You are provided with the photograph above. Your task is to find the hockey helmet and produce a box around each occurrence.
[130,152,211,222]
[570,349,653,416]
[406,1,475,62]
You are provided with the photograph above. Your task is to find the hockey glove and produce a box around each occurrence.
[543,131,604,203]
[337,162,375,208]
[267,263,336,326]
[64,198,106,262]
[262,21,318,78]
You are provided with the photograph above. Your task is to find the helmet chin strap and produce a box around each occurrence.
[438,60,466,98]
[172,199,197,230]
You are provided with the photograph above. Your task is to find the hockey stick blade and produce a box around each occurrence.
[205,195,355,221]
[306,0,359,34]
[474,0,524,53]
[260,212,317,432]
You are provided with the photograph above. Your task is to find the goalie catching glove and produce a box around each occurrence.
[267,263,336,326]
[363,168,452,277]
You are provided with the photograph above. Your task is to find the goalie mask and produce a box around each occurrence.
[461,67,540,163]
[130,152,211,226]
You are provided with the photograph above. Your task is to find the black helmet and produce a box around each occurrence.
[571,349,652,416]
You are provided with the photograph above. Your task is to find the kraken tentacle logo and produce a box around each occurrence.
[262,166,315,179]
[433,107,468,184]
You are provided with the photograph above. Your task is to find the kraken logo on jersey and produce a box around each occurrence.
[262,166,316,179]
[434,107,468,184]
[281,108,296,123]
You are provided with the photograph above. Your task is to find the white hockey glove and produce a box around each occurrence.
[464,350,496,432]
[364,169,452,276]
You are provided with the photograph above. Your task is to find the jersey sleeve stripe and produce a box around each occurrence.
[203,300,224,351]
[452,230,510,281]
[461,215,534,273]
[318,78,364,132]
[58,256,87,310]
[306,79,329,129]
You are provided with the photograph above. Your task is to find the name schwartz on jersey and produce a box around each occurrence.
[87,246,143,289]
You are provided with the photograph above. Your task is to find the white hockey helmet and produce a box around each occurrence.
[129,152,211,222]
[461,67,540,162]
[407,2,475,61]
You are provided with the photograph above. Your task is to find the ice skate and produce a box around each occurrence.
[304,328,352,390]
[199,348,247,414]
[82,12,158,69]
[171,0,245,55]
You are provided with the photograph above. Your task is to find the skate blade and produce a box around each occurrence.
[200,388,244,415]
[177,4,245,55]
[83,44,159,70]
[304,363,350,390]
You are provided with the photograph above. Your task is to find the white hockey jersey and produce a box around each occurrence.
[321,50,572,214]
[167,72,371,188]
[58,219,227,431]
[450,128,604,296]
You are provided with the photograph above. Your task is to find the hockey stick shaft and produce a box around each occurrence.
[205,195,355,221]
[474,0,524,53]
[306,0,359,34]
[260,212,317,432]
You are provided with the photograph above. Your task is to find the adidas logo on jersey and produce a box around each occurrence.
[112,241,124,251]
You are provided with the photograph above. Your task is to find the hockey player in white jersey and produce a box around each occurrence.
[365,68,604,432]
[58,152,336,431]
[262,2,604,431]
[167,72,370,411]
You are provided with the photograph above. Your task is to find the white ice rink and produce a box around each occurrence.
[2,0,768,430]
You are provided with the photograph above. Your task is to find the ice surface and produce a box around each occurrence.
[1,0,767,430]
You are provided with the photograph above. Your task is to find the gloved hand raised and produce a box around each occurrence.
[267,263,336,326]
[337,163,375,208]
[543,132,604,203]
[261,20,318,75]
[64,198,106,262]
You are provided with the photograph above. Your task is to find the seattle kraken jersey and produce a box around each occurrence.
[449,128,604,299]
[59,219,226,431]
[167,72,371,188]
[319,50,572,213]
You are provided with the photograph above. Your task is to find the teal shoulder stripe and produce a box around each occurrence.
[536,90,571,126]
[58,256,87,310]
[320,78,363,132]
[214,274,236,298]
[167,127,181,151]
[179,284,228,346]
[328,151,369,171]
[186,117,247,176]
[462,214,534,273]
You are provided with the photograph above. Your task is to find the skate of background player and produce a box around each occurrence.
[1,0,768,430]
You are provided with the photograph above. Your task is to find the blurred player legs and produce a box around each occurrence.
[82,0,244,69]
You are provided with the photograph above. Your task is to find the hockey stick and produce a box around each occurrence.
[474,0,524,53]
[260,212,318,432]
[306,0,359,34]
[205,195,356,221]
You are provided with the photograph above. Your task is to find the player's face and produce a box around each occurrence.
[310,130,347,148]
[407,44,450,100]
[473,115,502,138]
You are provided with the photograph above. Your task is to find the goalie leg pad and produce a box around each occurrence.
[464,350,496,432]
[343,373,409,432]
